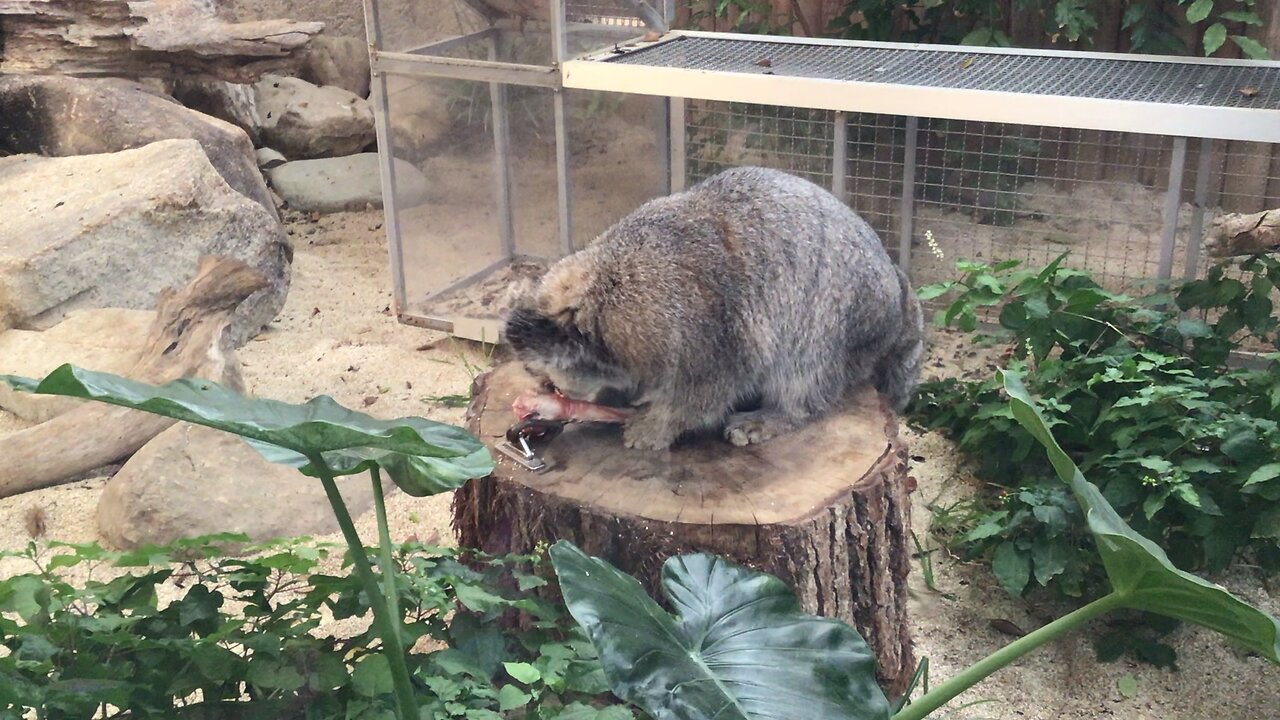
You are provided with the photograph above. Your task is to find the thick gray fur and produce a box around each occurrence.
[504,166,924,451]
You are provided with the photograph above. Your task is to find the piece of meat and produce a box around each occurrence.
[512,391,633,424]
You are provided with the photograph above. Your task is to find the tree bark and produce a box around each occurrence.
[1206,208,1280,258]
[0,0,323,82]
[453,362,917,695]
[0,256,268,497]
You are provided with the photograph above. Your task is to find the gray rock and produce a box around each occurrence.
[267,153,428,213]
[386,78,453,164]
[97,423,383,550]
[0,138,291,346]
[256,147,288,170]
[0,74,277,219]
[171,77,264,144]
[0,309,153,422]
[298,35,372,99]
[255,74,375,159]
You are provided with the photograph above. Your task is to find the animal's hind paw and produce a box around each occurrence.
[623,412,677,451]
[724,413,782,446]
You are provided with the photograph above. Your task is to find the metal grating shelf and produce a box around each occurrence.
[607,35,1279,109]
[563,31,1280,142]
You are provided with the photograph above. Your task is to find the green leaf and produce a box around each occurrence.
[1244,463,1280,488]
[352,653,394,697]
[503,661,541,685]
[1185,0,1212,24]
[1203,22,1227,54]
[1118,674,1138,698]
[2,365,493,496]
[1000,370,1280,662]
[549,541,890,720]
[453,582,507,613]
[916,283,955,301]
[1232,35,1270,60]
[1175,318,1212,338]
[497,685,532,711]
[247,661,306,691]
[0,575,50,624]
[1032,540,1070,586]
[992,542,1031,596]
[1219,10,1262,25]
[554,704,635,720]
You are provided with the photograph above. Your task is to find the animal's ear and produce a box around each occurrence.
[503,306,567,354]
[539,261,591,329]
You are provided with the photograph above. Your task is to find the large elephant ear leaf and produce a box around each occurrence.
[549,541,890,720]
[1000,369,1280,662]
[2,364,493,496]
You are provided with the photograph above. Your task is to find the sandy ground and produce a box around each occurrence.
[1,150,1277,717]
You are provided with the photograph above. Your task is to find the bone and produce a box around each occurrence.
[512,391,634,424]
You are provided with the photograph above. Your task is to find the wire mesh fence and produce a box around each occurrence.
[682,99,1280,294]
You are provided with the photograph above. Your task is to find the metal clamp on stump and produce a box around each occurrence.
[496,417,565,473]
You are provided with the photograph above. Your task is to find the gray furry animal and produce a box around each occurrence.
[503,166,923,451]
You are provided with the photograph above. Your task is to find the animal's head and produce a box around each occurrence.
[503,258,634,404]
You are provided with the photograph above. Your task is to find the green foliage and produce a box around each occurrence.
[1001,369,1280,661]
[913,253,1280,606]
[826,1,1272,59]
[685,0,795,35]
[548,542,891,720]
[3,365,496,720]
[0,537,631,719]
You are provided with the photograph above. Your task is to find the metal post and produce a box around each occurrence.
[489,34,516,259]
[1183,137,1214,282]
[832,111,847,201]
[550,0,573,254]
[656,98,672,196]
[670,97,686,192]
[898,116,919,273]
[660,0,680,196]
[1157,136,1188,283]
[362,0,408,315]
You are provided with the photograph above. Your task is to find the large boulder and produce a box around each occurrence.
[267,153,429,212]
[0,138,291,346]
[386,79,453,165]
[0,74,277,219]
[298,35,372,99]
[97,423,381,549]
[255,74,375,159]
[0,309,152,423]
[170,77,265,145]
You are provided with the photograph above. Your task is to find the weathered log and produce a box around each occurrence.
[0,0,323,82]
[0,256,267,498]
[1206,208,1280,258]
[453,362,916,694]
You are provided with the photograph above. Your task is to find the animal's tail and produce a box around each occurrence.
[874,265,925,413]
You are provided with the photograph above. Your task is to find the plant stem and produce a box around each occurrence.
[311,457,417,720]
[370,467,405,640]
[891,592,1125,720]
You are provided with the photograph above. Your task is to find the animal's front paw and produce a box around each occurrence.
[623,413,676,451]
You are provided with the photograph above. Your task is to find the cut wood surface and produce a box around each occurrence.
[0,256,267,498]
[1207,207,1280,258]
[454,362,916,693]
[0,0,323,81]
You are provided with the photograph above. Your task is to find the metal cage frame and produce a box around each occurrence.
[363,0,1280,341]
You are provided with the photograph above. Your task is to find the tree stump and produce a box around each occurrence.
[453,362,916,694]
